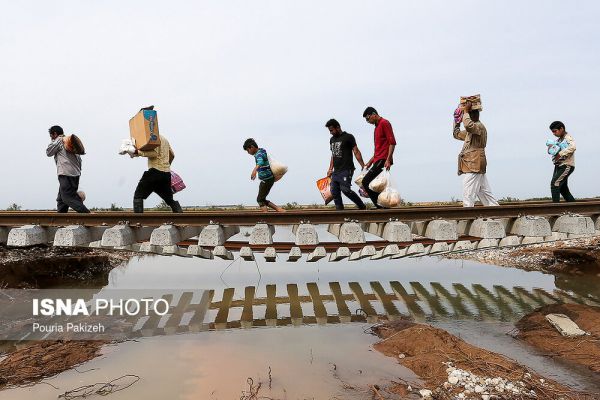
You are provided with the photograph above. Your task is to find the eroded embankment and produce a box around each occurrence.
[444,236,600,273]
[0,246,132,390]
[0,245,132,288]
[516,304,600,374]
[371,320,599,399]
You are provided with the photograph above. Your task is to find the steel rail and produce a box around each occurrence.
[0,200,598,227]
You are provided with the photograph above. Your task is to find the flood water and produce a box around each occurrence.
[2,242,600,399]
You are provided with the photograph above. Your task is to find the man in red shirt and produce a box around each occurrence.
[362,107,397,208]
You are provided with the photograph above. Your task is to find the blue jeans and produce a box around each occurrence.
[331,169,365,210]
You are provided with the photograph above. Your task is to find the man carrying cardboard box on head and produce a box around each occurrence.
[123,106,183,213]
[452,95,499,207]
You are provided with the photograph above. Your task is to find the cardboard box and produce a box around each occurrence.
[129,109,160,151]
[460,94,482,111]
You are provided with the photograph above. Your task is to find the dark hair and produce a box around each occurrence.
[49,125,64,136]
[549,121,565,130]
[325,118,340,129]
[243,138,258,150]
[469,109,480,122]
[363,107,378,117]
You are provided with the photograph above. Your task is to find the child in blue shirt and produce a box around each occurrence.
[243,138,284,212]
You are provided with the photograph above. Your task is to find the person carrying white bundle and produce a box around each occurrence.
[243,138,285,212]
[362,106,397,209]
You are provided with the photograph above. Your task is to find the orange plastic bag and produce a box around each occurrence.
[316,177,333,204]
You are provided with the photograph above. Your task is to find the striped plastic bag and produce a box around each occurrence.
[170,171,186,194]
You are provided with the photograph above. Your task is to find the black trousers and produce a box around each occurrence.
[551,165,575,202]
[257,177,274,206]
[330,169,365,210]
[134,168,176,206]
[361,159,385,207]
[57,175,89,213]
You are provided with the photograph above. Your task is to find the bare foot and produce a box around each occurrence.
[275,207,285,212]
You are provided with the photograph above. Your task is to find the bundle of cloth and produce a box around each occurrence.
[546,139,569,156]
[63,134,86,155]
[118,138,137,157]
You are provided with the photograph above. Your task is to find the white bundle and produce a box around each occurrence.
[268,155,288,182]
[376,171,401,208]
[354,170,367,186]
[368,170,388,193]
[377,187,401,208]
[118,138,137,157]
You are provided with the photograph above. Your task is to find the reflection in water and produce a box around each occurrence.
[554,272,600,300]
[3,254,600,399]
[67,280,598,339]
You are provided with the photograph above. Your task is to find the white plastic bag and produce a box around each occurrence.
[369,170,388,193]
[118,138,136,157]
[377,173,401,208]
[268,155,288,182]
[354,170,367,186]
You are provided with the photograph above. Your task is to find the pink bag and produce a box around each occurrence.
[171,171,186,194]
[454,107,463,124]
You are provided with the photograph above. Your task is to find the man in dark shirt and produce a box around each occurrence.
[362,106,397,208]
[326,119,366,210]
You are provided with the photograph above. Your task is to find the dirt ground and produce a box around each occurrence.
[370,320,599,399]
[0,340,106,389]
[0,245,132,288]
[516,303,600,374]
[444,236,600,273]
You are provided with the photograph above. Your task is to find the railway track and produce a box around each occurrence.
[1,199,599,227]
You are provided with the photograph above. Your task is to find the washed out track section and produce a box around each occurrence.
[1,200,599,262]
[15,281,600,342]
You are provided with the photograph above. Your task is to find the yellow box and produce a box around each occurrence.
[460,94,482,111]
[129,109,161,151]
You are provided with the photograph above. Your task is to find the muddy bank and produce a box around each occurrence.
[0,246,132,288]
[444,236,600,273]
[371,320,598,399]
[516,304,600,374]
[0,340,105,389]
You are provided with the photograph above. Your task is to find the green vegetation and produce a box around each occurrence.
[6,203,22,211]
[90,203,125,211]
[283,202,300,210]
[153,200,172,211]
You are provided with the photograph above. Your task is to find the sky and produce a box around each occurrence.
[1,1,599,210]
